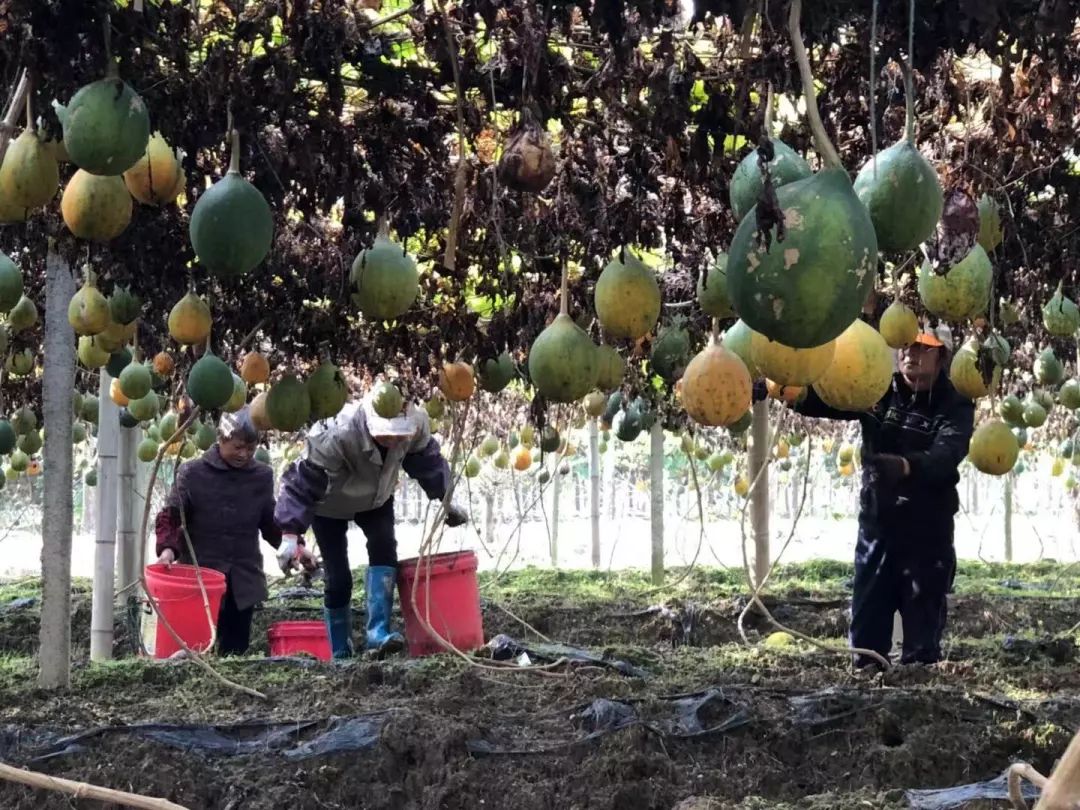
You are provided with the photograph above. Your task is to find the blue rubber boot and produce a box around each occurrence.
[323,605,355,660]
[365,566,405,654]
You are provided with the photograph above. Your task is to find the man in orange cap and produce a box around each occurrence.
[788,319,974,668]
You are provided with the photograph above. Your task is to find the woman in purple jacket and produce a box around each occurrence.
[275,393,466,658]
[155,408,314,655]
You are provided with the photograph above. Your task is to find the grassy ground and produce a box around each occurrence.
[0,562,1078,808]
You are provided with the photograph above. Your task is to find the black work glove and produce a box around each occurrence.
[863,452,908,487]
[444,503,468,527]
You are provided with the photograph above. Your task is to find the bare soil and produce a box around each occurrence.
[0,577,1076,809]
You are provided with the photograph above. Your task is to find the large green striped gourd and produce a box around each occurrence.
[727,168,878,348]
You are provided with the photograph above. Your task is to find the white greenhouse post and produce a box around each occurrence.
[749,399,771,588]
[39,246,76,689]
[1004,473,1014,563]
[550,462,561,568]
[90,370,120,662]
[483,489,495,551]
[116,424,140,595]
[134,448,152,571]
[589,418,601,569]
[650,421,664,585]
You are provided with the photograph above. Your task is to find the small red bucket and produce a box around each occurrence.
[397,551,484,658]
[143,563,227,659]
[267,621,331,661]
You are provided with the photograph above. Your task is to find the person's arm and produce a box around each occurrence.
[790,386,865,421]
[401,410,465,526]
[257,468,283,550]
[402,438,451,501]
[154,465,191,561]
[275,430,346,535]
[900,394,976,485]
[275,456,331,536]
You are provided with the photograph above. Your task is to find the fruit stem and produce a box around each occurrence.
[903,0,916,144]
[787,0,843,170]
[23,84,31,132]
[763,82,774,134]
[711,318,720,344]
[376,214,389,240]
[559,261,568,316]
[103,14,116,78]
[869,0,877,169]
[228,128,240,175]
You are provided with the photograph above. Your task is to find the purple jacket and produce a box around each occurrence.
[155,445,281,611]
[276,402,450,534]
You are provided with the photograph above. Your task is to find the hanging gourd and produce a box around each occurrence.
[57,38,150,176]
[853,1,943,252]
[594,248,662,341]
[0,93,59,209]
[729,85,811,224]
[529,263,599,402]
[350,221,420,320]
[189,125,273,277]
[1042,281,1080,337]
[726,0,878,349]
[123,132,185,206]
[67,266,110,336]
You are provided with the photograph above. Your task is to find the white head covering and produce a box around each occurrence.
[362,395,420,438]
[218,406,259,442]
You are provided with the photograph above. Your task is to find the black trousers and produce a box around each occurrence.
[216,579,254,656]
[312,497,398,609]
[850,525,956,667]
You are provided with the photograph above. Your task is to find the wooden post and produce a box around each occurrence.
[649,421,664,585]
[116,424,141,595]
[589,418,601,569]
[90,371,120,661]
[749,400,770,588]
[39,246,76,689]
[550,462,561,568]
[1004,473,1014,563]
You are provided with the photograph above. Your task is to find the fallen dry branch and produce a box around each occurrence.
[0,761,188,810]
[1008,763,1050,809]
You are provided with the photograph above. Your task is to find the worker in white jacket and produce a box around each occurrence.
[275,394,466,657]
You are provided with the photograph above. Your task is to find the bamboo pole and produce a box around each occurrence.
[649,421,664,585]
[1004,473,1014,562]
[589,417,600,569]
[0,762,188,810]
[550,459,561,568]
[90,370,120,661]
[116,420,140,595]
[749,400,771,587]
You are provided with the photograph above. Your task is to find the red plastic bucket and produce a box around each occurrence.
[143,563,227,659]
[397,551,484,658]
[267,621,331,661]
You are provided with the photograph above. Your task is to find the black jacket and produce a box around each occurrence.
[155,446,282,611]
[797,372,975,542]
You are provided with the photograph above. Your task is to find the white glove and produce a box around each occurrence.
[277,534,302,574]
